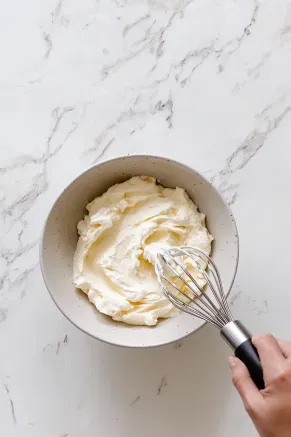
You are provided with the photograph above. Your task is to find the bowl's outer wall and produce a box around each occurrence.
[41,156,238,347]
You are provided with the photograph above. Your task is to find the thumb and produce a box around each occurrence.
[229,356,262,411]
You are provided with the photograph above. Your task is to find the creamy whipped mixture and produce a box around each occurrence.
[73,176,212,326]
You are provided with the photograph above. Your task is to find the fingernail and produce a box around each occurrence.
[228,356,236,368]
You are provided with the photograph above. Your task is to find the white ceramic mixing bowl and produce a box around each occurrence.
[40,155,239,347]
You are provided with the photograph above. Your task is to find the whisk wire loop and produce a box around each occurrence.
[156,246,233,330]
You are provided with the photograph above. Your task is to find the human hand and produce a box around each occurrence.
[229,334,291,437]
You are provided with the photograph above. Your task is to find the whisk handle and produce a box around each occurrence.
[221,321,265,390]
[235,339,265,390]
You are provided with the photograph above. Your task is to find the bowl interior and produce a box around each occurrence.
[41,156,238,347]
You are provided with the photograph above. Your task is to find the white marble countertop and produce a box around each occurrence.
[1,0,291,435]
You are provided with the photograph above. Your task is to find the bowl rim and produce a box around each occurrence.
[39,154,240,348]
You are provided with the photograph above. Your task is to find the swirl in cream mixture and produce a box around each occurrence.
[73,176,212,326]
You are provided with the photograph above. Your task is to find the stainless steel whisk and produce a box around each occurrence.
[156,246,264,389]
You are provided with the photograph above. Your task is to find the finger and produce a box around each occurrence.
[229,356,263,413]
[277,340,291,358]
[252,334,286,382]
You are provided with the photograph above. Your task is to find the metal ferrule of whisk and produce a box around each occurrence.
[220,320,252,350]
[156,246,265,390]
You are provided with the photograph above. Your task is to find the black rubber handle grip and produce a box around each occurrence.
[235,339,265,390]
